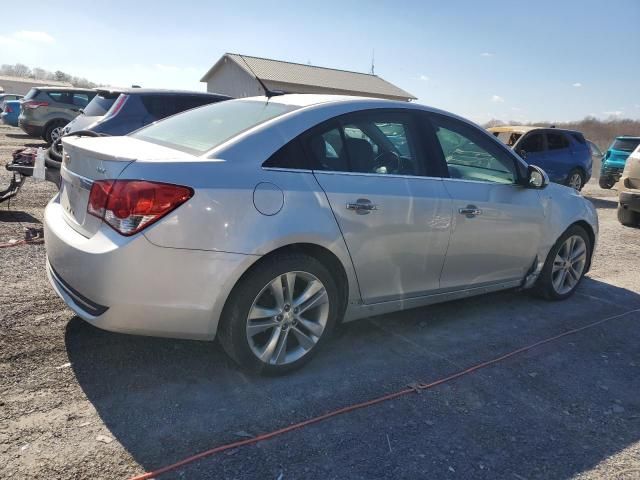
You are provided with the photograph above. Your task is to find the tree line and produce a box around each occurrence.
[0,63,99,89]
[484,117,640,151]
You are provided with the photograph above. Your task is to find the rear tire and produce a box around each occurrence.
[533,225,591,300]
[218,253,339,375]
[43,120,66,145]
[565,169,585,191]
[617,205,639,227]
[599,175,615,189]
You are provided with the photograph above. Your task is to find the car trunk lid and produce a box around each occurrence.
[59,136,193,237]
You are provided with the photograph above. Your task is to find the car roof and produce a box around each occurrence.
[488,125,583,136]
[487,125,539,134]
[95,87,231,98]
[32,87,96,92]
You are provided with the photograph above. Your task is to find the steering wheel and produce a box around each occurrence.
[372,150,402,174]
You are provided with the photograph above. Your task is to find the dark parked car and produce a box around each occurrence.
[488,126,592,190]
[46,88,231,167]
[0,93,23,111]
[18,87,97,143]
[0,100,21,126]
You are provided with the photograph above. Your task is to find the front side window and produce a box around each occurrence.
[306,111,425,176]
[519,133,545,153]
[132,100,298,155]
[547,133,569,150]
[430,114,518,184]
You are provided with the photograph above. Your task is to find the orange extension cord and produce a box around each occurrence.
[129,307,640,480]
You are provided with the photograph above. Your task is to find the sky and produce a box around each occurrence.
[1,0,639,124]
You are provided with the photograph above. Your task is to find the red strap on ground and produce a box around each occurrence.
[129,307,640,480]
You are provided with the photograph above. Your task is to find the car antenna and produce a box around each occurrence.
[238,55,284,100]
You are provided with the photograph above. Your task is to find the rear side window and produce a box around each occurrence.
[263,138,309,169]
[547,133,570,150]
[571,132,586,144]
[141,95,179,119]
[47,91,74,104]
[519,133,545,153]
[132,100,298,155]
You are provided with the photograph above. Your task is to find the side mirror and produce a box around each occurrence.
[527,165,549,189]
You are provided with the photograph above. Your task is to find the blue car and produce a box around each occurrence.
[0,100,21,126]
[489,126,592,190]
[599,136,640,189]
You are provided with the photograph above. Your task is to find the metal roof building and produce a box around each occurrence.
[0,75,72,95]
[200,53,416,101]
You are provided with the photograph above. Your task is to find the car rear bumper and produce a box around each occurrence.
[44,197,257,340]
[619,190,640,213]
[18,119,44,138]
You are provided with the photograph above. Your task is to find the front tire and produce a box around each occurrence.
[534,225,591,300]
[599,175,615,189]
[218,253,339,375]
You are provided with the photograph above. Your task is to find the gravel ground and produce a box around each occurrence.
[1,123,639,479]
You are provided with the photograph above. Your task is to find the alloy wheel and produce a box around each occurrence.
[246,271,329,365]
[51,127,64,143]
[552,235,587,295]
[568,173,583,190]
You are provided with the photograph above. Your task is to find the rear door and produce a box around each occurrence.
[544,131,572,182]
[425,112,545,290]
[308,109,453,304]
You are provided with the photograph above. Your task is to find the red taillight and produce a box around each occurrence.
[22,101,49,109]
[4,105,13,113]
[87,180,193,236]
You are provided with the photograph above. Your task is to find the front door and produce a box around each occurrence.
[426,113,545,290]
[306,110,453,304]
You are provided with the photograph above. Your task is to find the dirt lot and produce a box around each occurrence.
[1,123,639,480]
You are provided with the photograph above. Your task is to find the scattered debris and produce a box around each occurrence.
[56,362,72,370]
[96,435,113,444]
[233,431,253,439]
[386,434,392,453]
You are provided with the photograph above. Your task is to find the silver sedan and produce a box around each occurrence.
[44,95,598,374]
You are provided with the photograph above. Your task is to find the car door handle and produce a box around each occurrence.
[346,199,378,213]
[458,205,482,217]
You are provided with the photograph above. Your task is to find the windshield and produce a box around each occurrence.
[132,100,299,155]
[83,93,118,116]
[612,138,640,152]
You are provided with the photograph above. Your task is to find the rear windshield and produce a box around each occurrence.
[83,93,119,116]
[612,138,640,152]
[23,88,39,101]
[132,100,299,155]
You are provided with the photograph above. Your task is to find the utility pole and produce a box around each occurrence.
[370,49,375,75]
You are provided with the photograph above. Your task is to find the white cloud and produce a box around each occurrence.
[419,74,429,81]
[0,30,54,48]
[154,64,179,72]
[572,82,582,87]
[491,95,504,103]
[13,31,54,43]
[603,110,623,117]
[480,52,494,57]
[511,107,521,111]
